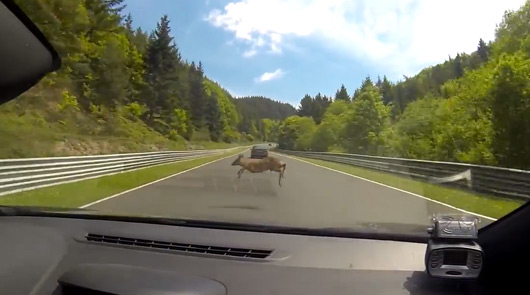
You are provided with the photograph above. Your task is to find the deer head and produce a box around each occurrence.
[231,154,244,166]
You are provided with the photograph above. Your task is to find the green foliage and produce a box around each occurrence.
[234,96,296,126]
[189,62,206,128]
[309,100,351,152]
[278,116,316,150]
[170,108,190,138]
[342,85,390,154]
[334,84,350,102]
[7,0,278,157]
[296,93,331,124]
[58,90,80,112]
[310,120,341,152]
[124,102,147,120]
[203,79,240,141]
[276,0,530,172]
[260,118,280,142]
[491,52,530,168]
[205,93,222,141]
[494,2,530,55]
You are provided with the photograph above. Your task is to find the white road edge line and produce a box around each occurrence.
[80,150,247,208]
[274,152,497,221]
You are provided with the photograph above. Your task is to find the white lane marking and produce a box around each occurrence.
[274,153,497,221]
[80,150,247,208]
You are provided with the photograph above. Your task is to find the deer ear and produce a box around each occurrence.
[238,154,244,158]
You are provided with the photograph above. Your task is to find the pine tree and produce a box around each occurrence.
[189,61,206,128]
[143,15,179,125]
[477,38,490,62]
[353,76,374,100]
[124,13,133,34]
[454,54,464,78]
[205,92,222,141]
[297,94,314,117]
[376,76,382,88]
[379,76,393,105]
[132,28,149,54]
[334,84,350,102]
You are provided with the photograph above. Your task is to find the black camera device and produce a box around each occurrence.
[425,215,483,279]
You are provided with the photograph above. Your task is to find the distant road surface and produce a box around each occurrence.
[87,150,492,229]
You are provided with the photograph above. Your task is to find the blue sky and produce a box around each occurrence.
[124,0,525,106]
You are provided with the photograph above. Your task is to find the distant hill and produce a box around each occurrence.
[234,96,296,121]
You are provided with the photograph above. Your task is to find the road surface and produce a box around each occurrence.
[88,151,490,229]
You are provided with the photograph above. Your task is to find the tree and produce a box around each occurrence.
[189,61,207,128]
[297,94,314,117]
[312,93,330,123]
[124,13,133,34]
[453,54,464,78]
[491,52,530,168]
[342,84,390,154]
[334,84,350,102]
[309,101,347,152]
[170,108,191,139]
[260,118,280,142]
[378,76,393,105]
[477,38,490,62]
[143,15,179,126]
[353,76,374,100]
[296,93,330,124]
[205,92,222,141]
[278,116,316,150]
[132,28,149,54]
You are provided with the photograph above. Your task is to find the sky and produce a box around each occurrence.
[124,0,526,106]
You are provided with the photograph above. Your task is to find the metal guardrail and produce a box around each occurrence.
[277,150,530,200]
[0,147,241,197]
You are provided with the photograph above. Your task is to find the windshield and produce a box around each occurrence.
[2,0,529,233]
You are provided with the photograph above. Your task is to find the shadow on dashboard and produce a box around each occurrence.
[403,271,482,295]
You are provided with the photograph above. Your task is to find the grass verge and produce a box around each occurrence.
[291,156,524,219]
[0,148,246,208]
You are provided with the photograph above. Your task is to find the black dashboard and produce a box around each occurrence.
[0,215,489,295]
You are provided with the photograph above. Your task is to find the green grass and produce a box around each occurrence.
[0,105,251,158]
[294,156,524,219]
[0,148,246,208]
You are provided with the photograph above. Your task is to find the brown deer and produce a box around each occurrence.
[231,154,286,186]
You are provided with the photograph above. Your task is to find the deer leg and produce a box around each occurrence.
[237,168,245,179]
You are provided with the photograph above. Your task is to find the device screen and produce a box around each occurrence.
[443,250,468,265]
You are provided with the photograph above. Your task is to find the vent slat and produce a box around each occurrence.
[85,234,272,259]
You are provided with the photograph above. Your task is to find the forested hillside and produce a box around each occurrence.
[0,0,289,157]
[233,96,295,142]
[278,1,530,170]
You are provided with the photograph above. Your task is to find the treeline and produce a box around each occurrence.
[278,1,530,169]
[234,96,296,141]
[11,0,289,146]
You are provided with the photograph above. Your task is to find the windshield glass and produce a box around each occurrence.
[2,0,529,233]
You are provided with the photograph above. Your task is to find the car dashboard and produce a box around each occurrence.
[0,215,485,295]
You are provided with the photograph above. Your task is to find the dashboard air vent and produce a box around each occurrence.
[85,233,273,259]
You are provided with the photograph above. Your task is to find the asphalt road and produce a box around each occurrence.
[88,151,490,229]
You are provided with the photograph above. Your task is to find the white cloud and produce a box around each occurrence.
[243,49,257,58]
[206,0,526,77]
[255,69,285,83]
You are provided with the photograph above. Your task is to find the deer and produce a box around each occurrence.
[231,154,286,186]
